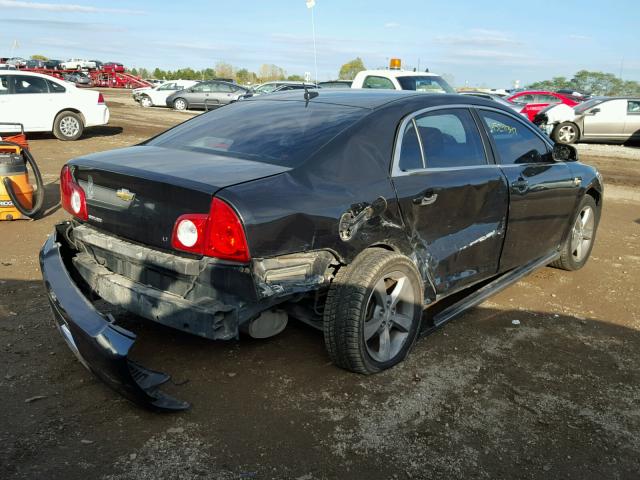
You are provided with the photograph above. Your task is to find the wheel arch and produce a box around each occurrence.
[52,108,86,131]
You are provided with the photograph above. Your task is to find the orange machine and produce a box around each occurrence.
[0,124,43,220]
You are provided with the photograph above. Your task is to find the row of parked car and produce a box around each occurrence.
[0,57,125,71]
[132,79,353,110]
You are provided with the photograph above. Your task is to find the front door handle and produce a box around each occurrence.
[511,178,529,193]
[413,190,438,206]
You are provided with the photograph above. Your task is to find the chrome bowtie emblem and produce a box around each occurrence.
[87,175,94,199]
[116,188,135,202]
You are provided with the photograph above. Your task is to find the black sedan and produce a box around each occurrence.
[40,90,603,410]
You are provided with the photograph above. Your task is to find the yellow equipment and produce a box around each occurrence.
[0,123,43,220]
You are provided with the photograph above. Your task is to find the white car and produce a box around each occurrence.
[132,80,199,107]
[0,71,109,140]
[61,59,97,70]
[351,60,455,94]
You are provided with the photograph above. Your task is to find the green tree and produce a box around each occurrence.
[214,61,234,80]
[338,57,365,80]
[30,54,48,61]
[527,70,640,96]
[286,74,305,81]
[152,68,166,79]
[259,64,286,82]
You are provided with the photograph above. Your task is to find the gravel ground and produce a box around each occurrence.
[1,90,639,480]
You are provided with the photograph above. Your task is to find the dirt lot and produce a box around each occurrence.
[1,90,639,480]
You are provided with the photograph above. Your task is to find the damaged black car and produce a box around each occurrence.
[40,90,603,410]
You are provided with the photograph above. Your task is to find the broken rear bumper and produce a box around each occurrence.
[39,232,189,411]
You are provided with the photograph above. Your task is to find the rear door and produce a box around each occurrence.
[623,99,640,140]
[582,99,627,139]
[477,108,578,271]
[392,107,509,295]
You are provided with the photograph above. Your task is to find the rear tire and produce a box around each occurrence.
[173,98,188,111]
[53,111,84,141]
[551,195,599,271]
[553,122,579,144]
[323,248,423,374]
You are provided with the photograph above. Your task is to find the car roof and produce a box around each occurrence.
[357,69,442,78]
[246,89,499,110]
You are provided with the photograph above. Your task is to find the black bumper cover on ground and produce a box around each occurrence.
[39,233,189,411]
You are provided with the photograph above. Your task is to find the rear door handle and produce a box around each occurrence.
[413,190,438,206]
[511,179,529,193]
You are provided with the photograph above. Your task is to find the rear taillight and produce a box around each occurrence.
[97,93,105,104]
[171,198,250,262]
[60,165,88,221]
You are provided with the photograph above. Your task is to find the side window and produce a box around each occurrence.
[398,121,424,171]
[216,83,234,93]
[414,109,487,168]
[512,94,534,104]
[158,83,175,91]
[13,75,49,94]
[536,94,559,104]
[191,83,206,92]
[362,76,395,89]
[480,110,551,164]
[0,75,8,95]
[46,80,65,93]
[628,100,640,114]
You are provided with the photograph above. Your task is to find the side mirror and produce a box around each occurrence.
[589,108,600,115]
[552,143,578,162]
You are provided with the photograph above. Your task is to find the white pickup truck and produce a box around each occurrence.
[351,61,455,94]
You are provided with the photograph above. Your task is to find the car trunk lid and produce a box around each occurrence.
[70,146,290,251]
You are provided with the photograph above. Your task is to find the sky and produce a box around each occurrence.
[0,0,638,88]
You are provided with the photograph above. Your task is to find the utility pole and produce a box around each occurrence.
[306,0,318,84]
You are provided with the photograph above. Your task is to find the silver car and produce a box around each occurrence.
[535,97,640,144]
[166,81,250,110]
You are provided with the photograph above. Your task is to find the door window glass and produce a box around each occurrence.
[398,121,424,171]
[535,94,559,104]
[0,75,8,95]
[628,100,640,114]
[158,83,176,90]
[362,76,395,89]
[480,110,551,164]
[414,109,487,168]
[46,80,65,93]
[13,75,48,94]
[512,94,534,104]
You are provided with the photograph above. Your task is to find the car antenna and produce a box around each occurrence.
[303,83,319,103]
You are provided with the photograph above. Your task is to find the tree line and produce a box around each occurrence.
[527,70,640,96]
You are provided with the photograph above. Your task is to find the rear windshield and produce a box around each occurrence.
[397,75,455,94]
[147,99,367,167]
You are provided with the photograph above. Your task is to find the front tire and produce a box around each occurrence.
[140,95,153,108]
[173,98,188,111]
[323,249,423,374]
[553,122,579,144]
[53,111,84,141]
[551,195,599,271]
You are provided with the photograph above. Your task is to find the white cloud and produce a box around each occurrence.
[0,0,144,15]
[384,22,400,29]
[435,28,522,47]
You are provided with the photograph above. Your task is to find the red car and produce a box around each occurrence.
[508,90,581,121]
[102,62,125,73]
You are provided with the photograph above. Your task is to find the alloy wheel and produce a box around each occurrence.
[557,125,577,143]
[570,205,595,262]
[59,116,80,138]
[363,271,415,363]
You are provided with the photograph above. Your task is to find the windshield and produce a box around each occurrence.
[397,75,455,93]
[574,98,605,114]
[147,100,368,168]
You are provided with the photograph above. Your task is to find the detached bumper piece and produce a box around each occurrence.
[39,232,189,411]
